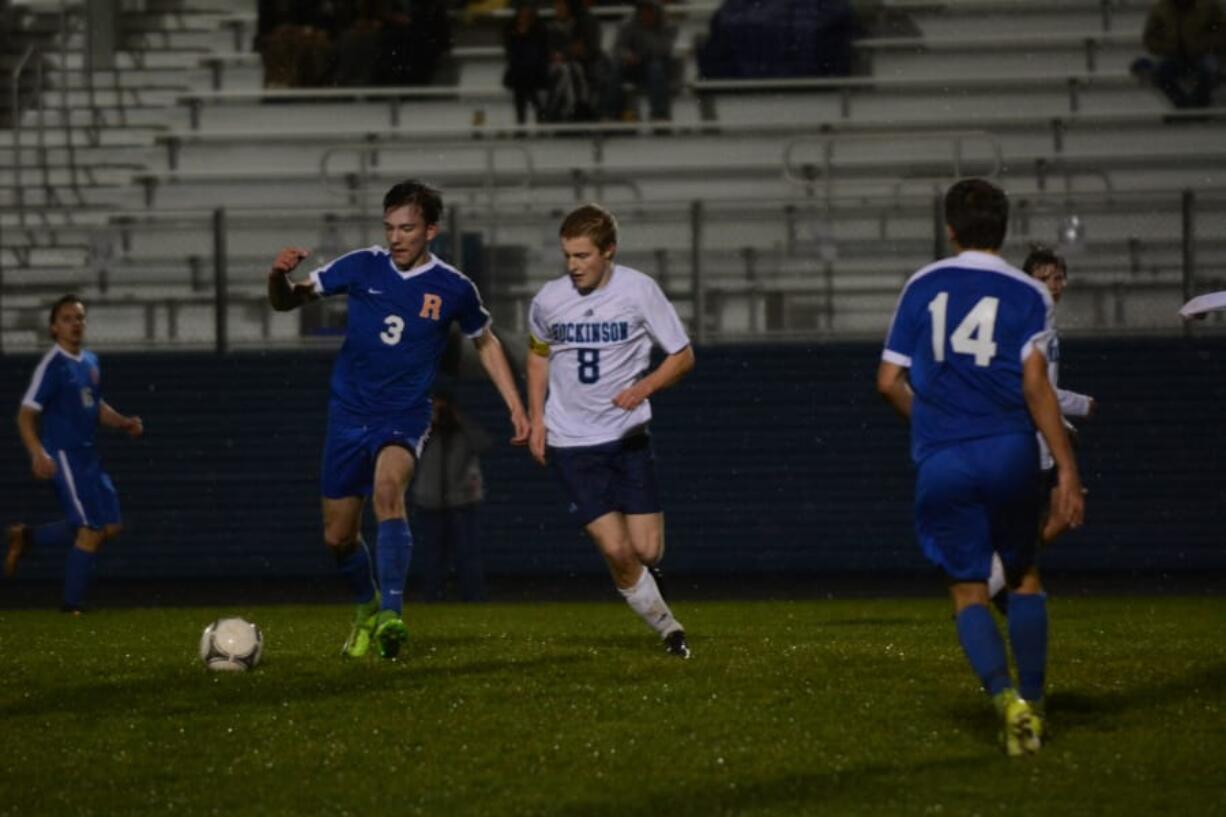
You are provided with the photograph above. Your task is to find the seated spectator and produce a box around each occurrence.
[255,0,338,88]
[698,0,857,80]
[544,0,608,121]
[608,0,678,122]
[378,0,453,86]
[1134,0,1226,109]
[502,0,551,124]
[334,0,384,86]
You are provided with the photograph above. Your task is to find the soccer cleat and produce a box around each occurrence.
[5,524,30,577]
[59,604,85,616]
[663,629,691,660]
[373,610,409,659]
[994,689,1038,757]
[341,592,382,659]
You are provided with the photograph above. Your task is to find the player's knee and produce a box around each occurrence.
[103,524,123,541]
[370,485,406,519]
[323,529,358,553]
[75,527,106,553]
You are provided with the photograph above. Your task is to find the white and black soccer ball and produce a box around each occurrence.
[199,617,263,672]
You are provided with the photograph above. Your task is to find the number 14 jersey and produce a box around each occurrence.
[883,250,1054,464]
[529,264,690,448]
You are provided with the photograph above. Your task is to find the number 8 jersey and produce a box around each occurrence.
[529,264,690,448]
[883,250,1054,464]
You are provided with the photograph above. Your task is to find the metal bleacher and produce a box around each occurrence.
[3,0,1225,352]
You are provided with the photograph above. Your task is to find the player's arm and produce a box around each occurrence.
[526,337,550,465]
[471,328,529,445]
[99,401,144,438]
[1023,352,1085,530]
[267,248,318,311]
[612,345,695,411]
[16,405,55,479]
[875,360,912,420]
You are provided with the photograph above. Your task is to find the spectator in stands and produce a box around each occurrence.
[1135,0,1226,108]
[6,295,145,613]
[334,0,384,86]
[607,0,678,122]
[411,385,492,602]
[502,0,552,124]
[698,0,856,80]
[255,0,338,88]
[544,0,608,121]
[377,0,453,86]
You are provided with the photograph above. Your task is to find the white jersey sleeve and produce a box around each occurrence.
[531,265,689,448]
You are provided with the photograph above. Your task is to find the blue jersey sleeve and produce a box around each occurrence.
[883,288,921,366]
[309,249,373,298]
[455,278,492,338]
[23,355,61,410]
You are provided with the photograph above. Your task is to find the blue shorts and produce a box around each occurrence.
[549,433,661,527]
[50,447,121,530]
[914,433,1041,583]
[321,410,429,499]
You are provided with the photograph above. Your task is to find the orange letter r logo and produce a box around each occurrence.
[420,293,442,320]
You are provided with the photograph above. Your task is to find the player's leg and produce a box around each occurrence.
[323,496,381,658]
[587,512,687,657]
[369,443,416,658]
[5,520,71,577]
[61,526,103,614]
[1004,565,1047,750]
[55,455,121,613]
[624,512,688,657]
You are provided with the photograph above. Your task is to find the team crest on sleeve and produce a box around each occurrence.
[420,293,442,320]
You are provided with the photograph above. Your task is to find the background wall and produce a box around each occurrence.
[2,337,1224,583]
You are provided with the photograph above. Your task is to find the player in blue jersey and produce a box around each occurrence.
[876,179,1086,756]
[527,204,695,658]
[5,295,144,612]
[267,180,529,660]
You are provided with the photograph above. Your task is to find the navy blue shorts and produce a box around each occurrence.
[50,447,121,530]
[320,411,429,499]
[914,433,1041,583]
[549,433,661,527]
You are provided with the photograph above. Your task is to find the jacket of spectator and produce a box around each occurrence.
[1143,0,1226,59]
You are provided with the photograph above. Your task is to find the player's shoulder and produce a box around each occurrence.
[532,275,577,308]
[422,254,480,295]
[903,251,1050,303]
[610,264,660,294]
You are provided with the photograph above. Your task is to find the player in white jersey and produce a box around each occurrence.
[526,204,696,659]
[988,247,1095,603]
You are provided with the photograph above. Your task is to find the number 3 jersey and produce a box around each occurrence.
[528,264,690,448]
[883,250,1054,464]
[310,247,490,424]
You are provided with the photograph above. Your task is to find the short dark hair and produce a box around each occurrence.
[1022,244,1068,278]
[49,294,83,325]
[560,203,618,251]
[944,178,1008,251]
[382,180,443,225]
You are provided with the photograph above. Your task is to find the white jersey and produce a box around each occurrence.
[528,264,690,448]
[1040,328,1093,470]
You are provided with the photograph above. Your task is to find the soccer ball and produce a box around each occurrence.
[199,617,263,672]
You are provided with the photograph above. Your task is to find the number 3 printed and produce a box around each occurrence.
[380,315,405,345]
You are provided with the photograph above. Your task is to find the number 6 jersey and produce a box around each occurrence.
[882,250,1054,464]
[529,264,690,448]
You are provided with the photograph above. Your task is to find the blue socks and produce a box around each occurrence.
[955,603,1012,696]
[1008,592,1049,703]
[62,546,95,609]
[34,520,75,549]
[376,519,412,615]
[336,537,377,605]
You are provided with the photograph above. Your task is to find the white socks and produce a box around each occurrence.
[988,552,1006,598]
[618,566,681,637]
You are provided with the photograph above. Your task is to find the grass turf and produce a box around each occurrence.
[0,596,1223,817]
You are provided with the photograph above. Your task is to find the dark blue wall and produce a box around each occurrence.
[2,339,1224,582]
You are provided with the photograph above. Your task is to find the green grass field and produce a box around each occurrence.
[1,596,1223,817]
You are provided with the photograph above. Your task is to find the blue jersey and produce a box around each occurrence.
[21,346,103,452]
[883,250,1053,463]
[309,248,490,423]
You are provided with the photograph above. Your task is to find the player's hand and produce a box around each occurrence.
[509,407,530,446]
[124,416,144,439]
[1051,472,1086,532]
[31,450,56,480]
[612,382,651,411]
[529,419,548,465]
[270,248,309,277]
